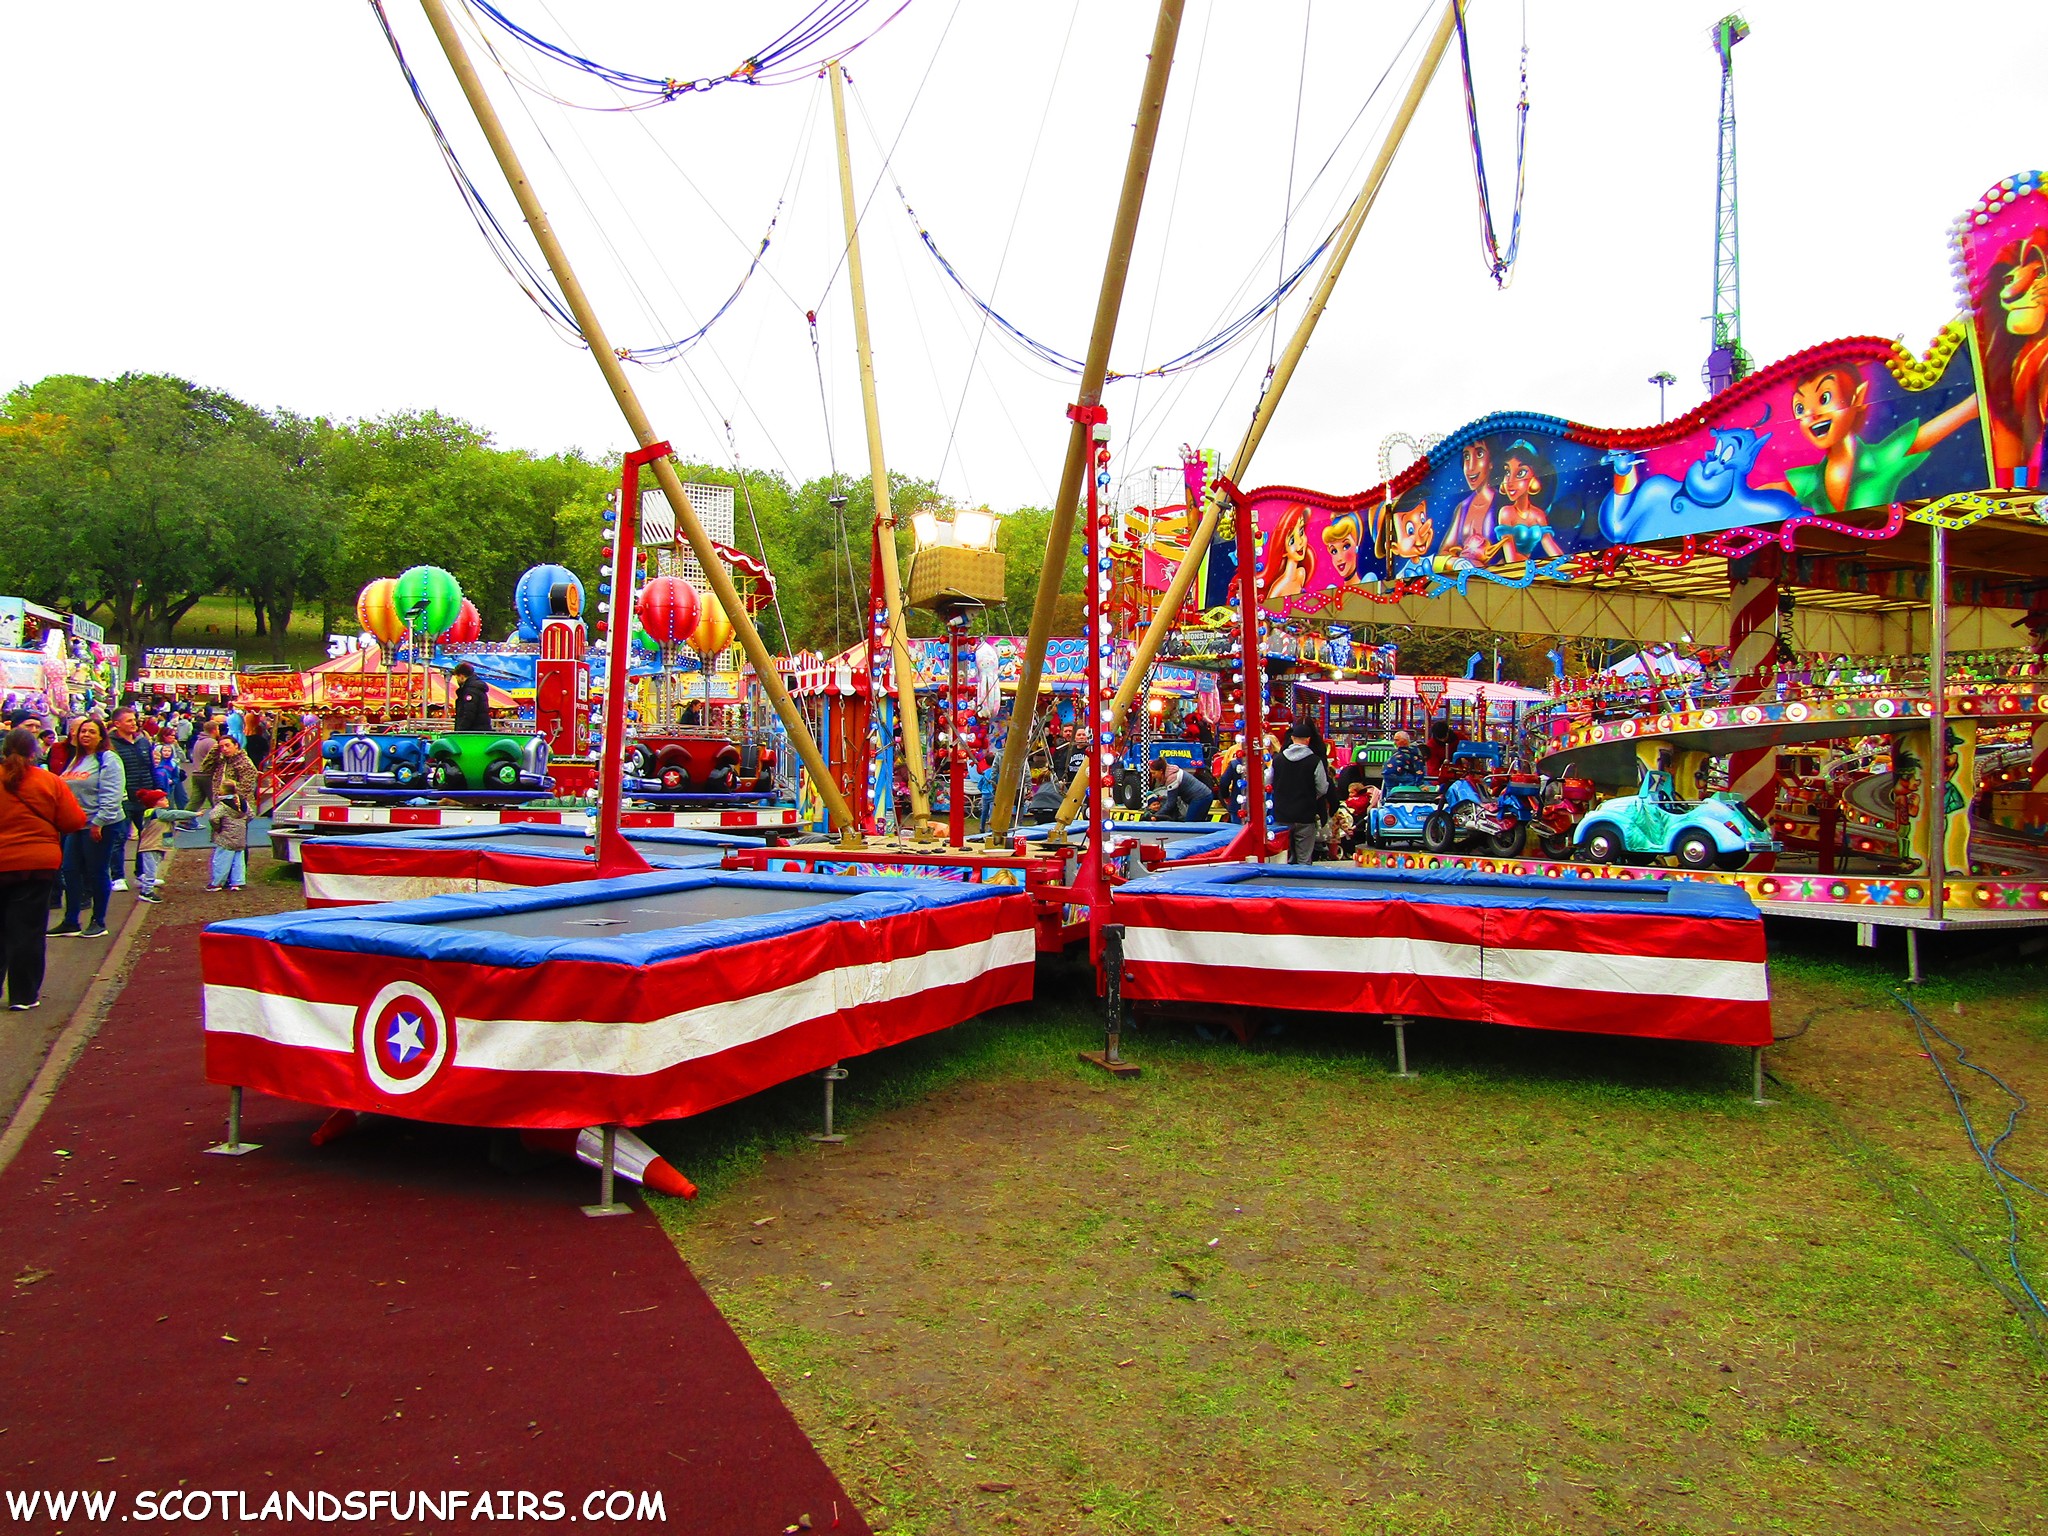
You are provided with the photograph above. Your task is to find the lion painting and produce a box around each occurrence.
[1977,227,2048,485]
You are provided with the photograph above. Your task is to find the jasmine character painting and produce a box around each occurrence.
[1488,439,1564,560]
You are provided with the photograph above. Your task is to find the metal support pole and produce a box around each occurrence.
[1225,514,1272,862]
[1907,926,1922,986]
[1747,1045,1773,1107]
[414,0,854,832]
[1049,5,1460,836]
[810,1064,849,1144]
[947,611,967,848]
[989,0,1187,836]
[1081,924,1142,1077]
[1928,523,1949,924]
[204,1084,261,1156]
[828,59,929,823]
[595,448,663,877]
[1231,0,1463,478]
[581,1124,632,1217]
[1388,1016,1417,1079]
[1080,409,1112,970]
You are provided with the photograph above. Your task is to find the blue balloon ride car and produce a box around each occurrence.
[323,732,433,791]
[1573,766,1779,871]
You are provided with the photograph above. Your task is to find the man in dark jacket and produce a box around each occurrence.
[451,664,492,732]
[107,705,157,890]
[1272,720,1330,864]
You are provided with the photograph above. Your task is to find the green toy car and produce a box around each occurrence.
[424,731,552,794]
[1574,786,1779,871]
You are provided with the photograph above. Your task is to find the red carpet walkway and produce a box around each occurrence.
[0,923,868,1533]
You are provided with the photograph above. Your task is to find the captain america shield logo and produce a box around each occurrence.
[357,981,453,1097]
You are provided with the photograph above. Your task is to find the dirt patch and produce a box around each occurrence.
[668,966,2048,1535]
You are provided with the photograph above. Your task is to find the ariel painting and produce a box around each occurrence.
[1258,503,1313,604]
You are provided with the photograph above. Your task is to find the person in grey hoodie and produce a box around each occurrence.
[1271,720,1330,865]
[52,717,126,937]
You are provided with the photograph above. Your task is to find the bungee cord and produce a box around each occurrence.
[372,0,808,373]
[465,0,916,108]
[932,0,1082,493]
[1452,0,1530,287]
[879,0,1427,388]
[370,0,584,344]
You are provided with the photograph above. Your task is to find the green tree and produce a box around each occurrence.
[222,411,337,661]
[0,373,258,648]
[323,411,610,639]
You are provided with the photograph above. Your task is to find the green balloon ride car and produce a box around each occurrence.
[1572,771,1780,872]
[425,731,553,794]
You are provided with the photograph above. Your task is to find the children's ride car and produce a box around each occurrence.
[1573,789,1779,870]
[626,730,777,793]
[424,731,552,794]
[322,732,432,792]
[1532,770,1599,859]
[1421,773,1539,858]
[1363,782,1442,848]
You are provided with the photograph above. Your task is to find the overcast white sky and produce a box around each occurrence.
[4,2,2042,516]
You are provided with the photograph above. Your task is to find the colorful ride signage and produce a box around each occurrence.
[139,646,236,691]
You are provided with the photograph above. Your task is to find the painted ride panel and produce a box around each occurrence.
[202,871,1037,1128]
[1116,863,1771,1048]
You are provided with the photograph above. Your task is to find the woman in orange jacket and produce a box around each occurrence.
[0,727,88,1009]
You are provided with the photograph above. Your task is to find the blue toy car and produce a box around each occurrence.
[1363,783,1444,849]
[322,732,433,792]
[1574,789,1780,871]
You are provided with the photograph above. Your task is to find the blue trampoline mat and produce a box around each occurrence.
[1121,861,1757,919]
[213,869,1021,966]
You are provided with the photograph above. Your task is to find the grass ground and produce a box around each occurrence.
[647,929,2048,1535]
[167,594,330,671]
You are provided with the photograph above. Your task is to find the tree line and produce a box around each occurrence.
[0,371,1082,662]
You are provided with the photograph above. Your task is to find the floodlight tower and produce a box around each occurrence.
[1703,14,1751,396]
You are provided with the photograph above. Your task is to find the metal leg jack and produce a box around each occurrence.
[810,1064,849,1143]
[1387,1016,1418,1079]
[580,1125,632,1217]
[1748,1045,1773,1108]
[204,1086,262,1156]
[1080,924,1141,1078]
[1906,927,1922,986]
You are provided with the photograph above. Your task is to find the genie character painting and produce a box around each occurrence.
[1599,414,1802,545]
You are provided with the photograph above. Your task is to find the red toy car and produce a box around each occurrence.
[626,730,775,793]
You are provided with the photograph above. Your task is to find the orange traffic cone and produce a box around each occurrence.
[520,1127,697,1198]
[311,1108,359,1147]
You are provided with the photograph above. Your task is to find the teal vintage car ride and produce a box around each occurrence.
[425,730,552,793]
[1573,785,1779,871]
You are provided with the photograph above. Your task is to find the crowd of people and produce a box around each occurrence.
[0,696,308,1012]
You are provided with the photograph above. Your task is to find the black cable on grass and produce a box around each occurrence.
[1889,987,2048,1326]
[1766,1067,2046,1352]
[1772,1007,1822,1046]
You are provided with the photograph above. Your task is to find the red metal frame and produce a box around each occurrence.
[946,612,968,847]
[1071,403,1112,969]
[594,444,671,878]
[1219,498,1276,862]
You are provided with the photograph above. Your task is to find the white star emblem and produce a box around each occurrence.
[386,1011,427,1064]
